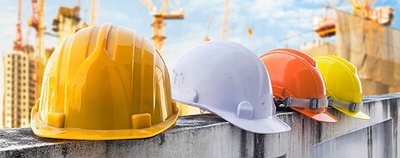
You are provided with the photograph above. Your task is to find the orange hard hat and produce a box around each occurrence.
[259,48,337,123]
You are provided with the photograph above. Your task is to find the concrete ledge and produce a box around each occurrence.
[0,93,399,158]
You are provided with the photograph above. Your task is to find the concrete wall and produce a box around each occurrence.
[0,93,399,158]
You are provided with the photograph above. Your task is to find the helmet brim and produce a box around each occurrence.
[175,99,291,134]
[30,102,180,140]
[331,105,370,120]
[291,107,338,123]
[176,102,204,116]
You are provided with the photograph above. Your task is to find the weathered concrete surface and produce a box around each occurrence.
[0,93,399,158]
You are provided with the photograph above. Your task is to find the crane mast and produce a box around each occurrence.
[28,0,46,99]
[13,0,23,51]
[221,0,232,39]
[91,0,97,25]
[28,0,46,62]
[140,0,184,53]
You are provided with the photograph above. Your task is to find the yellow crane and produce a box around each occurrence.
[91,0,98,26]
[28,0,45,63]
[76,0,97,31]
[350,0,374,17]
[247,26,253,48]
[314,0,393,38]
[13,0,23,51]
[202,0,232,41]
[203,17,213,42]
[140,0,184,52]
[350,0,393,25]
[27,0,45,99]
[221,0,232,39]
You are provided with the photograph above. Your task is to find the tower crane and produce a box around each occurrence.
[247,26,253,37]
[351,0,394,26]
[140,0,184,53]
[350,0,374,17]
[247,26,253,48]
[13,0,23,51]
[27,0,45,100]
[203,0,233,41]
[349,0,394,25]
[203,17,213,42]
[76,0,97,31]
[314,0,394,38]
[221,0,232,39]
[28,0,45,62]
[91,0,98,26]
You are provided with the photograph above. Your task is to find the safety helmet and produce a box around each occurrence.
[31,23,179,140]
[172,41,291,134]
[259,48,337,123]
[315,55,370,120]
[177,102,204,116]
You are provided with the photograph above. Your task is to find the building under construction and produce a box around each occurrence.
[52,6,81,43]
[1,50,36,128]
[302,10,398,95]
[0,0,81,128]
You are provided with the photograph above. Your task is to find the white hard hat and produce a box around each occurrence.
[171,40,291,134]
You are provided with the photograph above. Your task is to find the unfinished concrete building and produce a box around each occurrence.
[52,6,81,42]
[303,10,399,95]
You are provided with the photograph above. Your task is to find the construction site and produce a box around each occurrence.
[0,0,399,158]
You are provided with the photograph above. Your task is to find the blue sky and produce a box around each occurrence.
[0,0,398,66]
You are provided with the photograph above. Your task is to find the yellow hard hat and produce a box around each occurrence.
[177,102,210,116]
[178,103,201,116]
[31,23,179,140]
[315,55,370,120]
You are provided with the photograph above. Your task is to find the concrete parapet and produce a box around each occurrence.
[0,93,399,158]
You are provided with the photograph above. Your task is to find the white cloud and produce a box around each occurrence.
[247,0,294,19]
[161,0,326,66]
[163,22,206,67]
[248,0,324,30]
[0,0,370,67]
[302,0,324,5]
[183,0,224,15]
[102,10,130,21]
